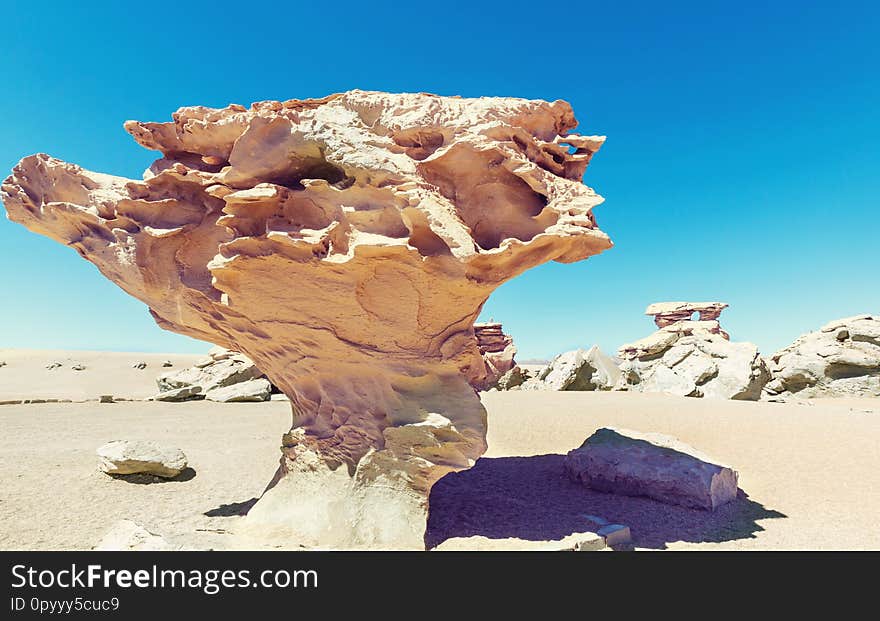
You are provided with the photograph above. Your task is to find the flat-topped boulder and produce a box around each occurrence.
[96,440,188,478]
[564,427,739,510]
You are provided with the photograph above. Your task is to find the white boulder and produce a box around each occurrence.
[523,346,620,391]
[97,440,188,478]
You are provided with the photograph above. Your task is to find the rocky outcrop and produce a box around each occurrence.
[97,440,188,478]
[3,91,611,549]
[765,314,880,398]
[564,427,739,510]
[616,302,769,400]
[152,348,264,401]
[522,345,620,391]
[473,321,517,390]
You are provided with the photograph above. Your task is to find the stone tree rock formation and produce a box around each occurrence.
[616,302,769,399]
[1,90,612,549]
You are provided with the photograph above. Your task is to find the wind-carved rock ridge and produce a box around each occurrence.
[1,90,612,549]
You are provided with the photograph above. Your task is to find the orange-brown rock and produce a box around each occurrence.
[1,90,611,548]
[473,321,517,390]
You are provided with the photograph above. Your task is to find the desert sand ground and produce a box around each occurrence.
[0,349,878,551]
[0,349,204,402]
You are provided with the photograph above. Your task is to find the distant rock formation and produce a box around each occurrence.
[765,314,880,398]
[2,91,611,549]
[152,348,268,402]
[521,346,620,391]
[473,321,517,390]
[646,301,729,334]
[616,302,768,400]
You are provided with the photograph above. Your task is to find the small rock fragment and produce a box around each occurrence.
[94,520,176,551]
[597,524,632,549]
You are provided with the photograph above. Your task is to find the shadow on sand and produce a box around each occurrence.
[426,454,786,550]
[108,467,197,485]
[204,497,259,517]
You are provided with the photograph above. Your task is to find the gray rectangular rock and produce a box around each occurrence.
[564,427,739,510]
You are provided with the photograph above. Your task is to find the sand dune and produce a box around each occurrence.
[0,350,878,550]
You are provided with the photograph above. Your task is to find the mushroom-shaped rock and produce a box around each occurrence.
[96,440,188,478]
[2,91,612,549]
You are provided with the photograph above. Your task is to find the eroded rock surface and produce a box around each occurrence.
[2,90,611,549]
[765,314,880,398]
[646,301,729,335]
[617,302,768,400]
[473,321,517,390]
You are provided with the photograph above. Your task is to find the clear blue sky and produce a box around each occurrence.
[1,1,877,359]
